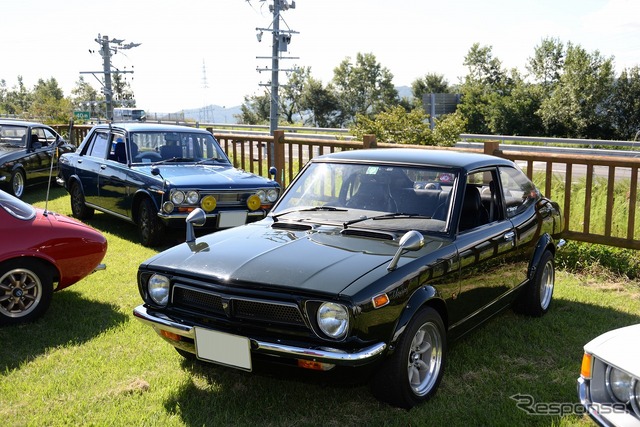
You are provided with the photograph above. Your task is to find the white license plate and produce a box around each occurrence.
[218,210,248,228]
[194,328,252,371]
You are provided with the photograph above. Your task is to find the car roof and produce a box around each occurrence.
[313,148,515,171]
[93,122,211,134]
[0,119,49,127]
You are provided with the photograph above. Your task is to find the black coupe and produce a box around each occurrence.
[133,148,564,408]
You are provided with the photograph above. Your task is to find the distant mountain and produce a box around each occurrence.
[158,86,412,125]
[180,105,243,124]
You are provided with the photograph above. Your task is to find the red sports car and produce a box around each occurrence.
[0,190,107,325]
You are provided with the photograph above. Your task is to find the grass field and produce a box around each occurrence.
[1,186,639,426]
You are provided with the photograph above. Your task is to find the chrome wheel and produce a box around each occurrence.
[539,258,554,310]
[11,170,25,198]
[408,321,444,396]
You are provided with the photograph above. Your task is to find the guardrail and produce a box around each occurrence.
[53,123,640,250]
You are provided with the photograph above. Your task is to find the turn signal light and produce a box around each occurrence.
[580,353,592,379]
[372,293,390,309]
[298,359,335,371]
[160,330,182,342]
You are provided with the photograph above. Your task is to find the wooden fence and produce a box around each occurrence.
[55,124,640,250]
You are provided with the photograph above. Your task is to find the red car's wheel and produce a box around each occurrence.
[0,259,53,325]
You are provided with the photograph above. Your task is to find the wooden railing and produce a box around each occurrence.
[54,124,640,250]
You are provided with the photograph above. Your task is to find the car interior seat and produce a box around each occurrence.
[345,174,397,212]
[459,184,489,231]
[160,144,182,159]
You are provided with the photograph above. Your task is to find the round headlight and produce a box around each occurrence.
[632,379,640,415]
[247,194,261,211]
[266,188,279,203]
[162,201,175,214]
[171,191,185,205]
[186,190,199,204]
[256,189,266,203]
[607,366,633,403]
[201,195,217,212]
[148,274,170,306]
[317,302,349,339]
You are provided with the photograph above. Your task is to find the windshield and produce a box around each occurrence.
[0,190,36,220]
[129,131,231,164]
[272,162,457,233]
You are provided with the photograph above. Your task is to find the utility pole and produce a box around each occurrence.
[255,0,299,164]
[81,34,140,120]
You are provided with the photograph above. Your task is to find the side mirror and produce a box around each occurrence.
[185,208,206,244]
[387,230,424,271]
[269,166,277,181]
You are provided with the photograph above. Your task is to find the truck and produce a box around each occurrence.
[112,108,146,122]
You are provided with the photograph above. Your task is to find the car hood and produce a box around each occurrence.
[141,221,448,296]
[135,164,275,188]
[584,323,640,377]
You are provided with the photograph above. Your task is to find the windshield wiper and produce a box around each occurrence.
[195,157,227,165]
[272,205,347,221]
[343,213,431,228]
[152,157,195,165]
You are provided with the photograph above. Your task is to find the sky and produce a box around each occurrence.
[2,0,639,114]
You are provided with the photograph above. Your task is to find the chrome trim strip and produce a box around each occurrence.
[133,305,386,366]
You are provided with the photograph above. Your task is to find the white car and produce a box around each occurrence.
[578,323,640,426]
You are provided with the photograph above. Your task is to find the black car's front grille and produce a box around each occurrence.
[171,283,306,327]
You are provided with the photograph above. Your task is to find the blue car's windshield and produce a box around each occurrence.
[129,131,231,164]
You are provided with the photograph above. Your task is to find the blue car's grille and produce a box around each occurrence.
[171,284,306,327]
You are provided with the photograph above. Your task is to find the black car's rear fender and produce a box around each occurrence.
[527,233,556,279]
[389,285,447,347]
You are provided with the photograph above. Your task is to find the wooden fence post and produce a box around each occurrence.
[273,130,285,186]
[363,134,377,149]
[484,140,501,156]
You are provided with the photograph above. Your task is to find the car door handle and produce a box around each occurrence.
[504,231,515,241]
[101,164,107,170]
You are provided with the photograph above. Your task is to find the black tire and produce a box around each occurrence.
[514,250,555,317]
[9,169,26,199]
[0,259,53,325]
[370,307,446,409]
[70,181,94,220]
[138,197,165,247]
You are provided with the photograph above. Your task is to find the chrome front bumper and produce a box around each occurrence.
[133,305,387,367]
[577,377,639,427]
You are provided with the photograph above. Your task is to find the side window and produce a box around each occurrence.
[86,131,110,159]
[459,169,500,232]
[499,166,539,218]
[42,128,57,145]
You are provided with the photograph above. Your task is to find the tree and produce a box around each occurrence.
[279,66,310,124]
[29,77,71,122]
[112,73,136,106]
[349,106,465,147]
[527,37,564,91]
[607,66,640,140]
[538,43,615,138]
[457,44,510,134]
[4,76,31,115]
[70,76,102,118]
[299,77,341,127]
[235,91,270,124]
[332,52,398,124]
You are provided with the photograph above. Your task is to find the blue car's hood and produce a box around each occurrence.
[135,163,275,188]
[141,220,449,296]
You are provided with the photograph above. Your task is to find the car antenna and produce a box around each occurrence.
[43,137,59,216]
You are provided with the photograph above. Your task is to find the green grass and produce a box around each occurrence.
[1,187,639,426]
